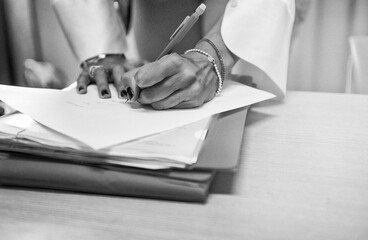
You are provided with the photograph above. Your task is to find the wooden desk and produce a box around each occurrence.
[1,91,368,239]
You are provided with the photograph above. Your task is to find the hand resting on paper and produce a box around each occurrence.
[76,54,145,100]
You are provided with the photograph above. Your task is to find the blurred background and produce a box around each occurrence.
[0,0,78,88]
[0,0,368,93]
[288,0,368,93]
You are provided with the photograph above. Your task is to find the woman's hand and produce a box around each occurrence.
[76,54,144,100]
[130,52,218,110]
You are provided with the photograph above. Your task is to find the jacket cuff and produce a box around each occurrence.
[221,0,295,98]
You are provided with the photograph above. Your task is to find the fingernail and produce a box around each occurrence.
[100,89,110,97]
[127,87,134,100]
[120,90,127,98]
[78,86,84,92]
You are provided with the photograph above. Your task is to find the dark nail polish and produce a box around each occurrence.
[120,90,127,98]
[101,89,110,97]
[127,87,134,100]
[78,86,84,92]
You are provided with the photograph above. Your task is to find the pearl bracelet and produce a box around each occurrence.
[184,49,223,96]
[199,38,225,81]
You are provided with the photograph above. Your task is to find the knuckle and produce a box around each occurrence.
[112,65,124,75]
[134,66,151,87]
[94,67,106,75]
[169,52,181,60]
[191,81,203,94]
[182,68,196,79]
[168,53,184,68]
[134,69,145,86]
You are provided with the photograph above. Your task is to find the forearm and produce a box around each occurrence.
[51,0,128,62]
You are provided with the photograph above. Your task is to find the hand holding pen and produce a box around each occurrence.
[76,3,225,110]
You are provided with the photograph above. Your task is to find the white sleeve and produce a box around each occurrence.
[221,0,295,98]
[52,0,128,63]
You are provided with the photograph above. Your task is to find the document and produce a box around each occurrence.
[0,112,211,169]
[0,80,274,149]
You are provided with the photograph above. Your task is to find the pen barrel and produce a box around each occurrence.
[156,15,199,60]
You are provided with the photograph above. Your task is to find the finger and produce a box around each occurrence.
[151,81,210,110]
[134,53,183,88]
[122,69,141,101]
[93,67,111,98]
[174,86,215,109]
[112,65,140,101]
[138,72,195,104]
[149,86,200,110]
[173,96,207,109]
[149,91,186,110]
[123,60,138,71]
[76,71,91,94]
[148,83,199,110]
[174,100,203,109]
[111,65,126,98]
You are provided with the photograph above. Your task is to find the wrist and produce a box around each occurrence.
[184,49,223,96]
[196,16,239,80]
[197,39,225,81]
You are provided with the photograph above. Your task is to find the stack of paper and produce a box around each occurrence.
[0,112,211,169]
[0,80,274,169]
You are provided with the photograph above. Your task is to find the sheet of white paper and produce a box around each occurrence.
[0,80,274,149]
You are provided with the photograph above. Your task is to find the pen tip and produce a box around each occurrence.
[196,4,206,15]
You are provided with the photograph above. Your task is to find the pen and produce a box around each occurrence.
[156,3,206,60]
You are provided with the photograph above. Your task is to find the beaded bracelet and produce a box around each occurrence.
[199,38,225,81]
[184,48,223,96]
[80,53,126,68]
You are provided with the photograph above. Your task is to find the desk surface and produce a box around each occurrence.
[1,91,368,240]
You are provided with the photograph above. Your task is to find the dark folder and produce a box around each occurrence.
[0,107,248,202]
